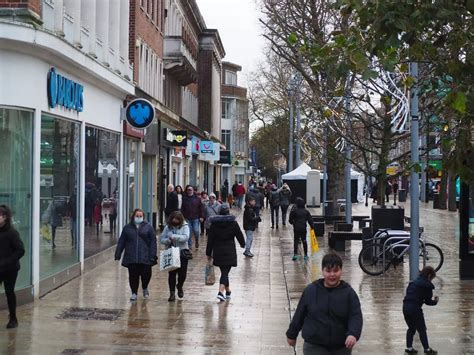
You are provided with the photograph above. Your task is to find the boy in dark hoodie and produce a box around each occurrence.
[243,196,261,257]
[289,197,314,261]
[403,266,439,354]
[286,253,363,354]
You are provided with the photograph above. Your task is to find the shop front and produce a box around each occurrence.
[460,181,474,279]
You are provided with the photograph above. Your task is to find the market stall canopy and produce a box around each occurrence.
[281,163,312,180]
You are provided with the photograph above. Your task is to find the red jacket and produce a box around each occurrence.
[236,184,246,196]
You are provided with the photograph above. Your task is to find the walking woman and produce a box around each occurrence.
[160,211,190,302]
[115,209,157,301]
[279,183,292,225]
[206,204,245,302]
[0,205,25,329]
[175,185,183,210]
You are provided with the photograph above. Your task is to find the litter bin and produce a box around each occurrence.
[398,189,406,202]
[323,200,335,216]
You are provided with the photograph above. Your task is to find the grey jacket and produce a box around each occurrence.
[205,202,221,229]
[115,222,157,267]
[160,223,190,251]
[279,188,292,206]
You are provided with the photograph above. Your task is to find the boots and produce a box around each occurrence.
[6,316,18,329]
[168,291,176,302]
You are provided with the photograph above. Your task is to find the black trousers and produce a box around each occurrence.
[294,230,308,256]
[168,257,189,292]
[127,264,152,294]
[271,205,279,226]
[281,205,289,224]
[0,270,18,318]
[219,266,232,287]
[404,309,429,349]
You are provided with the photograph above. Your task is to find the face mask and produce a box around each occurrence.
[134,217,143,225]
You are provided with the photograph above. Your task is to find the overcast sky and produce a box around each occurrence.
[196,0,266,86]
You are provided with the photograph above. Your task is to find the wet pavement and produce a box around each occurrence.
[1,200,473,354]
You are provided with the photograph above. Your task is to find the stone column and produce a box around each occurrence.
[109,0,121,70]
[96,0,110,65]
[53,0,64,36]
[65,0,81,46]
[81,0,96,56]
[119,0,130,62]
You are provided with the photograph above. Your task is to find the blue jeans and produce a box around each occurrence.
[237,195,244,208]
[186,218,201,248]
[245,230,254,252]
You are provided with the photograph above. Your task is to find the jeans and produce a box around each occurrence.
[245,230,254,252]
[0,270,18,318]
[168,257,189,292]
[303,342,352,355]
[127,264,152,294]
[281,204,289,224]
[237,195,244,208]
[219,266,232,287]
[186,218,201,248]
[404,309,429,349]
[271,205,279,226]
[294,230,308,256]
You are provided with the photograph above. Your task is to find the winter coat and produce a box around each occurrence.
[243,205,260,231]
[245,187,263,208]
[235,184,246,197]
[0,224,25,273]
[403,275,438,314]
[286,279,363,348]
[42,201,63,227]
[270,190,281,207]
[181,194,205,220]
[160,223,190,251]
[93,205,102,224]
[289,206,314,232]
[165,191,179,217]
[205,202,221,229]
[115,222,157,267]
[279,188,292,206]
[206,215,245,267]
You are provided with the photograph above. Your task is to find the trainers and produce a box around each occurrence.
[177,287,184,299]
[424,349,437,354]
[405,349,418,354]
[217,292,226,302]
[143,289,149,299]
[304,255,309,261]
[225,291,231,300]
[292,255,300,261]
[6,317,18,329]
[248,251,254,257]
[243,251,253,258]
[130,293,138,302]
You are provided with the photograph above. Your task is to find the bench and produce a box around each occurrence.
[328,231,363,251]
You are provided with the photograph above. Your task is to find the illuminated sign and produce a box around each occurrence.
[47,68,84,112]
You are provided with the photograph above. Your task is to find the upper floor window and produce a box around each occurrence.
[221,130,231,149]
[224,70,237,86]
[222,99,232,119]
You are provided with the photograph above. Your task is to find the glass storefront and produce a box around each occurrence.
[124,138,140,223]
[469,182,474,254]
[39,114,80,278]
[0,107,33,289]
[84,127,120,258]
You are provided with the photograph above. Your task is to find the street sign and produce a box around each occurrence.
[125,99,155,129]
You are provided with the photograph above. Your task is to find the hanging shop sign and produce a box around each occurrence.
[125,99,155,129]
[386,162,401,176]
[47,68,84,112]
[218,150,231,164]
[200,141,215,154]
[191,136,201,154]
[168,130,187,147]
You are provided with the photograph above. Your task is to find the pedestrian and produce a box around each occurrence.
[270,184,281,229]
[206,204,245,302]
[231,182,238,206]
[175,185,183,210]
[114,208,157,301]
[403,266,439,354]
[165,184,179,219]
[245,186,263,219]
[286,252,363,354]
[180,185,205,250]
[235,182,246,209]
[385,179,392,203]
[205,193,221,235]
[243,196,261,257]
[200,191,209,236]
[288,197,313,261]
[221,183,228,202]
[279,183,292,225]
[42,199,63,249]
[393,179,399,205]
[0,205,25,329]
[93,199,102,236]
[160,211,190,302]
[265,181,272,209]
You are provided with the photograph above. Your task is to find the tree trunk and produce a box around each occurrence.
[327,136,345,216]
[447,169,457,211]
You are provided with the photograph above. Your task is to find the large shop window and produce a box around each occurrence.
[40,114,80,279]
[124,138,140,223]
[0,108,33,289]
[469,182,474,254]
[84,127,120,258]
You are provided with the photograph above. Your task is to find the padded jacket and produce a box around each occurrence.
[206,215,245,267]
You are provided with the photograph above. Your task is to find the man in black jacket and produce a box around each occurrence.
[289,197,313,261]
[286,253,363,354]
[243,197,261,258]
[165,184,179,219]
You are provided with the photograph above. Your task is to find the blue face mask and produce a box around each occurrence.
[134,217,143,225]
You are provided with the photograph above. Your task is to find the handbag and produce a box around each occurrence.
[160,246,181,272]
[180,249,193,260]
[205,262,216,285]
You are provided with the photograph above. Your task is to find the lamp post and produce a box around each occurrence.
[344,77,352,224]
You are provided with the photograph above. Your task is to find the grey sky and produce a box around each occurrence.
[196,0,266,86]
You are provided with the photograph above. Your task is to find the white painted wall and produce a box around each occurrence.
[211,65,221,138]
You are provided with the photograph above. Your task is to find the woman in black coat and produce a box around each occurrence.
[0,205,25,329]
[206,204,245,302]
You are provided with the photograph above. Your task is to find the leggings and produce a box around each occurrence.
[168,257,189,292]
[127,264,152,294]
[294,230,308,256]
[0,270,18,318]
[219,266,232,287]
[271,205,280,226]
[404,310,429,349]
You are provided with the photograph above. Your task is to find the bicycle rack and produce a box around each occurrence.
[381,235,411,275]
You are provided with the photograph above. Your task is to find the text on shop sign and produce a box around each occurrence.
[47,68,84,112]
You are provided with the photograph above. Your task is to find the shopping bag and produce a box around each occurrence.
[310,228,319,253]
[160,246,181,272]
[205,262,216,285]
[41,224,52,242]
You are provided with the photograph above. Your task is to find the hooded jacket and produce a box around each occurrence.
[403,275,438,314]
[289,198,313,232]
[243,204,261,231]
[181,194,205,220]
[205,201,221,229]
[286,279,363,348]
[160,223,190,251]
[0,224,25,272]
[115,222,157,267]
[206,215,245,267]
[245,187,263,208]
[279,187,292,206]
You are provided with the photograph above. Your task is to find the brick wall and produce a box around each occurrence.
[0,0,41,15]
[198,50,213,132]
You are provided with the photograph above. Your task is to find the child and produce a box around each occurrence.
[243,196,261,257]
[289,197,313,261]
[403,266,439,354]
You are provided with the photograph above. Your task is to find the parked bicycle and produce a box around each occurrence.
[358,229,444,276]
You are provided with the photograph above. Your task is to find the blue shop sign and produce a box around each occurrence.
[47,68,84,112]
[125,99,155,129]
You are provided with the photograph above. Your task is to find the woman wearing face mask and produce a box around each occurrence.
[160,211,190,302]
[115,209,157,302]
[0,205,25,329]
